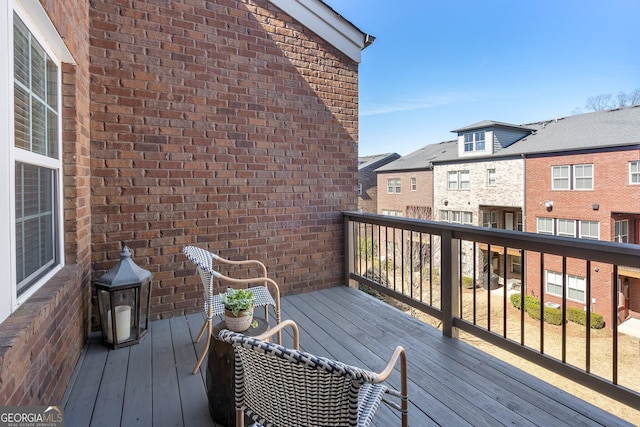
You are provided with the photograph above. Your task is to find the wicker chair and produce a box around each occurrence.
[183,245,281,374]
[218,320,408,427]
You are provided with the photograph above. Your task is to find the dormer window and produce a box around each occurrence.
[463,131,485,152]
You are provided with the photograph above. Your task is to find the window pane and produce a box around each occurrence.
[13,17,29,87]
[13,14,59,159]
[47,58,58,109]
[448,172,458,189]
[552,166,569,189]
[574,164,593,189]
[15,163,56,293]
[14,85,29,149]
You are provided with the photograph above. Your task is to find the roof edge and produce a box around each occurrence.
[269,0,373,63]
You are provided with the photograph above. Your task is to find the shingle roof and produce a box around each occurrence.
[451,120,537,133]
[499,106,640,156]
[358,153,400,170]
[375,140,458,172]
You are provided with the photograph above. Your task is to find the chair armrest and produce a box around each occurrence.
[375,346,408,426]
[212,254,268,278]
[253,319,299,349]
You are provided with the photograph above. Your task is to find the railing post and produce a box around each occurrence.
[441,230,460,338]
[344,215,357,288]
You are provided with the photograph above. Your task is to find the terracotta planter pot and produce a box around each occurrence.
[224,307,254,332]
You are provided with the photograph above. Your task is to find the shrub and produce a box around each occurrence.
[461,276,475,289]
[567,307,605,329]
[524,302,563,325]
[511,293,605,329]
[510,293,537,309]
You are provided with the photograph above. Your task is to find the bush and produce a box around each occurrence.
[511,293,605,329]
[510,293,538,309]
[567,307,605,329]
[524,302,564,325]
[461,276,475,289]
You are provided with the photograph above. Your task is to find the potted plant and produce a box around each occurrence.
[220,288,257,332]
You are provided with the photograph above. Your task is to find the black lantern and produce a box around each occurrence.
[95,246,152,349]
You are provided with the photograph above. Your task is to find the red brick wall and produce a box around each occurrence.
[377,170,433,217]
[89,0,360,320]
[0,0,92,406]
[525,149,640,327]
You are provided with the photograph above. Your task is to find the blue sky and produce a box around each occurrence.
[324,0,640,156]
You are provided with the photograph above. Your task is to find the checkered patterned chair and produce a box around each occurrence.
[218,320,408,427]
[183,245,281,374]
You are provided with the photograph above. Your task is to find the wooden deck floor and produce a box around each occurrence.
[61,286,632,426]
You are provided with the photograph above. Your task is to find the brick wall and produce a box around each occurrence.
[525,150,640,327]
[89,0,360,320]
[0,0,92,406]
[377,170,433,216]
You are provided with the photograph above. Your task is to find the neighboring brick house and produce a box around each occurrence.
[499,106,640,327]
[376,141,457,219]
[0,0,371,406]
[357,153,400,213]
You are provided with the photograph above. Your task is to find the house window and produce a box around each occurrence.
[382,209,403,217]
[487,169,496,186]
[1,6,67,322]
[552,165,570,189]
[463,134,473,152]
[482,211,498,228]
[474,131,485,150]
[615,220,628,243]
[387,178,401,194]
[410,177,417,191]
[12,13,63,296]
[516,212,523,231]
[630,161,640,184]
[537,217,554,235]
[573,164,593,190]
[463,131,485,152]
[448,170,469,190]
[552,164,593,190]
[510,255,521,274]
[556,219,576,237]
[545,271,586,303]
[579,221,599,240]
[442,210,472,225]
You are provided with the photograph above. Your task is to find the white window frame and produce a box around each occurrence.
[0,2,72,323]
[630,161,640,184]
[579,220,599,240]
[448,170,469,190]
[556,219,576,237]
[410,177,416,191]
[487,168,496,186]
[463,131,485,152]
[387,178,401,194]
[545,271,586,303]
[615,219,628,243]
[537,217,554,235]
[552,165,570,189]
[573,164,593,190]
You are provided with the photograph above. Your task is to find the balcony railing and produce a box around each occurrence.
[344,211,640,410]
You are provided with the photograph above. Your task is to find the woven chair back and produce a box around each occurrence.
[220,330,381,427]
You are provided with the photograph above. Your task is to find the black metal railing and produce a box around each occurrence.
[344,211,640,410]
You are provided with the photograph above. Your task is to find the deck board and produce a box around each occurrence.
[62,286,634,427]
